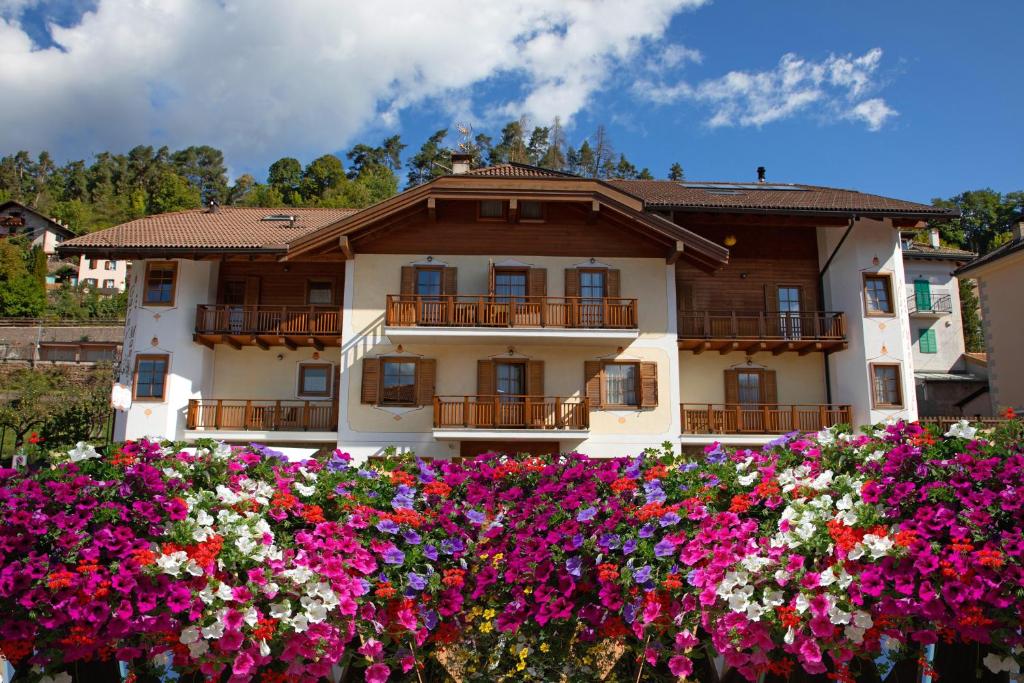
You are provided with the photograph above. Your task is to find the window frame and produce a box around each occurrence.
[869,363,904,409]
[297,363,334,399]
[306,279,335,306]
[600,361,640,408]
[102,279,115,289]
[104,260,116,271]
[413,265,444,298]
[143,261,178,306]
[493,267,529,302]
[82,278,98,288]
[378,357,419,406]
[477,200,507,221]
[862,273,895,317]
[518,200,545,222]
[133,354,169,402]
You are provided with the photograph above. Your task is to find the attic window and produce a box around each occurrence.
[519,201,544,220]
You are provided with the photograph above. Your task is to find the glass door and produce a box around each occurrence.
[223,280,246,333]
[495,361,526,427]
[776,286,802,339]
[579,269,606,327]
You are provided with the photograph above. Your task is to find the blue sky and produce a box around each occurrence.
[1,0,1021,203]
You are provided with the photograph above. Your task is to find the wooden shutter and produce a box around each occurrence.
[477,360,495,396]
[584,360,602,409]
[527,360,544,396]
[417,359,436,406]
[565,268,579,297]
[361,358,381,404]
[528,268,547,297]
[762,369,778,405]
[442,267,458,295]
[724,369,739,405]
[607,269,621,298]
[487,260,496,295]
[639,362,658,408]
[400,267,415,296]
[764,285,778,312]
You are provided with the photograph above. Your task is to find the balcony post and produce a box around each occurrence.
[762,403,770,432]
[791,404,799,432]
[303,401,311,431]
[735,404,742,433]
[819,404,827,429]
[602,298,609,329]
[187,399,197,429]
[433,396,440,428]
[525,395,532,428]
[707,404,714,433]
[214,399,223,430]
[464,396,470,428]
[244,400,253,430]
[509,300,515,328]
[275,400,282,430]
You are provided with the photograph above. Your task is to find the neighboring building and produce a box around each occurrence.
[58,162,955,459]
[0,320,122,365]
[77,255,129,292]
[899,228,988,417]
[0,200,75,257]
[956,219,1024,415]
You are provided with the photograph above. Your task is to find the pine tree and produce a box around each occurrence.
[668,163,685,181]
[406,129,451,188]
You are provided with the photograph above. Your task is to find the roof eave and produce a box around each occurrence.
[56,244,289,259]
[647,204,957,221]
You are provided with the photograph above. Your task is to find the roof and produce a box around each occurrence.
[956,234,1024,276]
[965,352,988,367]
[58,207,359,255]
[0,200,76,237]
[902,240,975,260]
[914,371,987,383]
[608,180,955,218]
[465,163,577,178]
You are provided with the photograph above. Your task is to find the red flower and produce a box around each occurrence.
[27,432,42,444]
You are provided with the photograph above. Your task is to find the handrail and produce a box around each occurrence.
[677,310,846,341]
[680,403,852,434]
[195,304,342,336]
[906,293,952,314]
[433,395,590,430]
[386,294,638,329]
[186,398,338,431]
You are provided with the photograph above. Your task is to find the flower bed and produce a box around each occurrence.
[1,419,1023,682]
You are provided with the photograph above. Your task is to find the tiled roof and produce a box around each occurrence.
[902,241,975,260]
[956,235,1024,276]
[58,207,359,253]
[964,352,988,366]
[609,180,955,217]
[465,163,577,178]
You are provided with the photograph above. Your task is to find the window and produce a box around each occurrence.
[736,370,762,405]
[88,259,97,269]
[104,260,117,271]
[777,286,803,338]
[603,362,638,407]
[479,200,505,220]
[307,281,333,305]
[133,355,169,401]
[143,262,177,305]
[415,267,443,299]
[39,345,78,362]
[81,345,118,363]
[863,274,893,315]
[871,364,903,408]
[380,359,417,405]
[519,201,544,221]
[913,279,932,312]
[494,269,527,303]
[298,364,333,398]
[918,328,937,354]
[82,278,98,288]
[579,269,606,326]
[103,279,115,289]
[496,361,526,400]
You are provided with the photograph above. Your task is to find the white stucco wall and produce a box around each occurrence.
[901,257,966,373]
[78,255,129,291]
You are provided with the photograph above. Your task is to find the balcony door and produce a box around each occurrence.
[415,267,444,324]
[776,286,802,339]
[914,279,932,312]
[223,279,247,333]
[579,269,606,327]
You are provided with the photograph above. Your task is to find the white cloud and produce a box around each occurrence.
[0,0,706,172]
[634,47,897,131]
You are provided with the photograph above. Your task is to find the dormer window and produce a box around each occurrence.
[519,201,544,221]
[478,200,505,220]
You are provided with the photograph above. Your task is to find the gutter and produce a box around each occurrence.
[818,215,857,405]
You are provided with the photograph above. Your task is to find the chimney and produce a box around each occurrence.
[451,153,473,175]
[207,200,219,214]
[756,166,766,183]
[929,227,940,248]
[1014,220,1024,242]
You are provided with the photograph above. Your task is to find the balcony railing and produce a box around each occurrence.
[434,395,589,430]
[386,295,638,329]
[186,399,338,432]
[678,311,847,353]
[195,305,341,336]
[681,403,852,434]
[907,293,952,315]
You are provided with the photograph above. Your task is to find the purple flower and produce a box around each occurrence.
[576,506,597,522]
[382,546,406,565]
[639,523,655,538]
[598,533,621,549]
[392,485,416,510]
[407,573,427,591]
[659,512,681,527]
[633,565,652,583]
[357,469,379,479]
[643,480,666,504]
[654,539,676,558]
[423,545,439,561]
[565,556,582,577]
[466,510,486,525]
[402,529,422,545]
[376,519,399,534]
[326,451,351,472]
[623,539,638,555]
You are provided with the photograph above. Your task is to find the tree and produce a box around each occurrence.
[612,154,639,180]
[301,154,346,201]
[930,189,1020,254]
[959,279,984,353]
[0,369,54,451]
[539,118,566,171]
[240,183,286,208]
[29,247,47,287]
[576,141,596,178]
[668,163,685,181]
[0,240,44,316]
[637,168,654,180]
[267,157,303,202]
[526,126,550,166]
[406,129,450,188]
[489,118,529,165]
[590,125,615,178]
[346,135,406,179]
[225,174,257,205]
[171,145,228,204]
[147,171,201,214]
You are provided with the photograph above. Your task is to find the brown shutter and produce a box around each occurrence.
[528,268,547,297]
[417,358,436,406]
[607,269,621,298]
[361,358,381,404]
[679,283,695,312]
[565,268,579,297]
[724,369,739,405]
[639,362,658,408]
[442,267,458,295]
[762,369,778,405]
[527,360,544,396]
[477,360,495,396]
[584,360,602,409]
[400,267,415,296]
[487,260,496,295]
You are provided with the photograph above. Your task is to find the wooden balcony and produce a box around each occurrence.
[678,311,847,355]
[681,403,852,434]
[386,295,638,329]
[186,399,338,432]
[194,305,342,350]
[434,395,589,430]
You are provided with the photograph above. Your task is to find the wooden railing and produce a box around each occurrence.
[195,305,341,336]
[386,295,638,329]
[919,416,1011,432]
[681,403,852,434]
[434,395,589,430]
[186,399,338,431]
[678,311,846,340]
[906,293,953,315]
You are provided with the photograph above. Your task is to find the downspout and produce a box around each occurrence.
[818,215,857,405]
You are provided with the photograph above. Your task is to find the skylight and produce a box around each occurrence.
[261,214,297,222]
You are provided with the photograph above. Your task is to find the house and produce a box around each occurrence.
[899,228,988,417]
[77,254,129,292]
[0,200,75,257]
[57,160,955,459]
[955,219,1024,414]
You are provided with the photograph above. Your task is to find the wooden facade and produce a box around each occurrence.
[386,295,638,329]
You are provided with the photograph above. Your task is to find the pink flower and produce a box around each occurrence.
[365,663,390,683]
[233,651,255,677]
[668,655,694,677]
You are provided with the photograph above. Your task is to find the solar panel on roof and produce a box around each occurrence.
[679,182,808,192]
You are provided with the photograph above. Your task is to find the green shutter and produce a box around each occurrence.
[914,280,932,311]
[919,328,937,354]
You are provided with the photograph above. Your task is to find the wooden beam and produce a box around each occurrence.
[666,240,685,265]
[719,341,739,355]
[588,199,600,224]
[283,337,297,351]
[194,334,215,350]
[693,341,711,355]
[772,342,794,356]
[338,236,353,260]
[252,336,269,351]
[745,341,767,356]
[225,336,243,350]
[309,337,325,351]
[426,197,436,222]
[508,198,518,223]
[798,342,823,356]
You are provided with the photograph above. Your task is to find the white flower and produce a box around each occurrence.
[291,614,309,633]
[827,604,850,625]
[244,606,260,627]
[188,640,209,658]
[195,509,215,527]
[783,627,795,645]
[945,419,978,440]
[156,551,187,576]
[179,626,201,644]
[201,621,224,640]
[270,600,291,619]
[199,585,216,605]
[852,611,873,629]
[815,428,836,445]
[216,582,234,601]
[40,674,73,683]
[844,625,865,644]
[727,585,754,613]
[819,567,837,587]
[215,485,241,505]
[68,442,101,462]
[737,471,758,486]
[794,594,810,613]
[259,640,271,657]
[809,470,834,490]
[762,589,785,608]
[982,653,1020,675]
[294,483,316,497]
[185,560,204,577]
